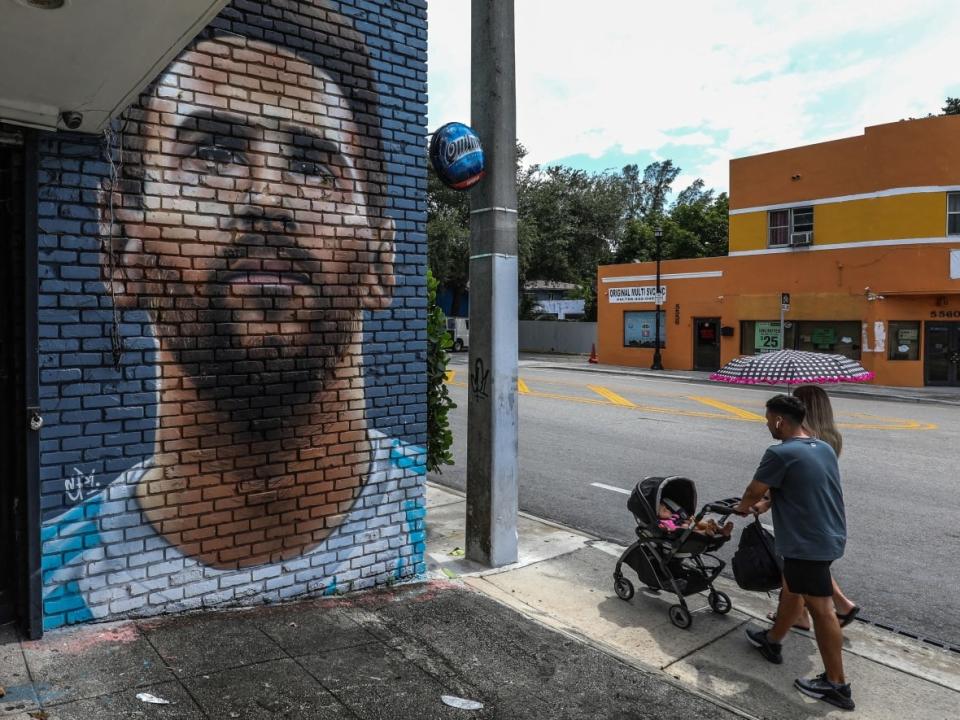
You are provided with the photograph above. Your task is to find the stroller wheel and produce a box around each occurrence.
[669,604,692,629]
[708,590,732,615]
[614,576,635,601]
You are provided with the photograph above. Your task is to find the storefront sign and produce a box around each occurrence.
[754,321,782,352]
[609,285,667,304]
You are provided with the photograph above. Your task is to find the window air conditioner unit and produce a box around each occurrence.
[790,231,813,246]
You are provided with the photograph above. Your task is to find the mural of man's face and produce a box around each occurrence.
[107,36,395,569]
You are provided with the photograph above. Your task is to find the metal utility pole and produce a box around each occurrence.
[780,292,790,349]
[465,0,519,567]
[651,227,664,370]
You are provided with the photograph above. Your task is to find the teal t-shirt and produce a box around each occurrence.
[753,437,847,561]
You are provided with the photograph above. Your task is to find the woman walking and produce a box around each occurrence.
[767,384,859,630]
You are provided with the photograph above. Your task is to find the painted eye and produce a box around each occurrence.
[292,160,333,180]
[197,145,232,163]
[197,146,249,166]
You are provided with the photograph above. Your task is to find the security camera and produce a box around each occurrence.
[60,111,83,130]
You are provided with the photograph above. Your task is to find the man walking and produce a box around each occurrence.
[734,394,854,711]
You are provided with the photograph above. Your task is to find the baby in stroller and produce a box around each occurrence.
[657,498,733,538]
[613,475,739,629]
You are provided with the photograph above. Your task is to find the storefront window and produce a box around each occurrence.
[795,321,862,359]
[740,320,795,354]
[624,311,666,348]
[740,320,861,359]
[888,321,920,360]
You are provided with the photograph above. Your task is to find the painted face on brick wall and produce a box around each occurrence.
[103,35,396,569]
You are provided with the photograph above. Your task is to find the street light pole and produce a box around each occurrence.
[651,226,664,370]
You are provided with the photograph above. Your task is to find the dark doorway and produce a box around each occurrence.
[693,317,721,371]
[925,322,960,386]
[0,131,30,631]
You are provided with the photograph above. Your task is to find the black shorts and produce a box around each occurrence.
[782,558,834,597]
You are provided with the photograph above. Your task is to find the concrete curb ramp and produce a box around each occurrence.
[426,483,960,719]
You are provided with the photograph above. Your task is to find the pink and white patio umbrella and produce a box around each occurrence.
[709,349,874,386]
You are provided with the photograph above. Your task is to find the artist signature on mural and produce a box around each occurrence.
[65,467,99,504]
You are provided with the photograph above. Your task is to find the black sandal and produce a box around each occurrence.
[766,611,811,632]
[836,606,860,627]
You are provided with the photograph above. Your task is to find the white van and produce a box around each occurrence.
[446,317,469,351]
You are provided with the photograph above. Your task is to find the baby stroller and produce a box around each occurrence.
[612,475,739,629]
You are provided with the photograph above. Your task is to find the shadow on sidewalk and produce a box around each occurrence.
[1,581,741,720]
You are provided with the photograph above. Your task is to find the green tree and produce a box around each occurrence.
[427,164,470,316]
[427,146,728,322]
[944,97,960,115]
[671,181,729,257]
[619,160,681,222]
[425,269,456,473]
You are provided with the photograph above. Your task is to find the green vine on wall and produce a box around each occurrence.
[426,268,456,473]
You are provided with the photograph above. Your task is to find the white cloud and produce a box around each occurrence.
[427,0,960,191]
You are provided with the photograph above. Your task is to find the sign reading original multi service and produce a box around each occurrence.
[608,286,667,304]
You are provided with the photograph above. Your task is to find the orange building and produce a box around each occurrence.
[597,114,960,387]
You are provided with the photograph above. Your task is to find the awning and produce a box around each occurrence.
[0,0,229,133]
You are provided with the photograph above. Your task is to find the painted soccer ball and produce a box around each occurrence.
[430,122,485,190]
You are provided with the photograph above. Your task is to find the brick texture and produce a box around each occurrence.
[37,0,427,631]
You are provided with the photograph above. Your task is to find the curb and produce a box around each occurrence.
[520,362,960,407]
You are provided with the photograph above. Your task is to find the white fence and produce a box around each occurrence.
[519,320,597,354]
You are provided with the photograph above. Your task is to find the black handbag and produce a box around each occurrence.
[732,516,782,591]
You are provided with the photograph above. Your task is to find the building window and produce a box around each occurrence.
[888,321,920,360]
[624,311,666,348]
[796,321,861,360]
[768,206,814,247]
[741,320,795,354]
[740,319,860,359]
[949,193,960,235]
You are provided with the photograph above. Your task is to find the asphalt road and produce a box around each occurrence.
[431,355,960,647]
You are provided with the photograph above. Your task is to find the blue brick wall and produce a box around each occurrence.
[36,0,427,631]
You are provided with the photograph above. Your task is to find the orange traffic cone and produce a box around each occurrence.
[588,343,598,364]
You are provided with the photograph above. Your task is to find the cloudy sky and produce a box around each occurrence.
[427,0,960,194]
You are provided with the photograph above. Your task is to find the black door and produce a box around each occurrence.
[0,132,35,633]
[924,322,960,386]
[693,318,721,371]
[0,141,24,625]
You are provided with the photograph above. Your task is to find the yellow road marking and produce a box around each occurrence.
[524,374,687,399]
[587,385,637,408]
[445,370,456,383]
[444,381,936,431]
[515,389,611,406]
[518,378,530,394]
[837,413,938,430]
[687,395,765,421]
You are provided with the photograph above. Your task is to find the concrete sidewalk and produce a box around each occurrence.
[512,352,960,407]
[425,483,960,719]
[3,484,957,719]
[0,575,740,718]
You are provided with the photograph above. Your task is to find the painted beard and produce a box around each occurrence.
[151,224,362,446]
